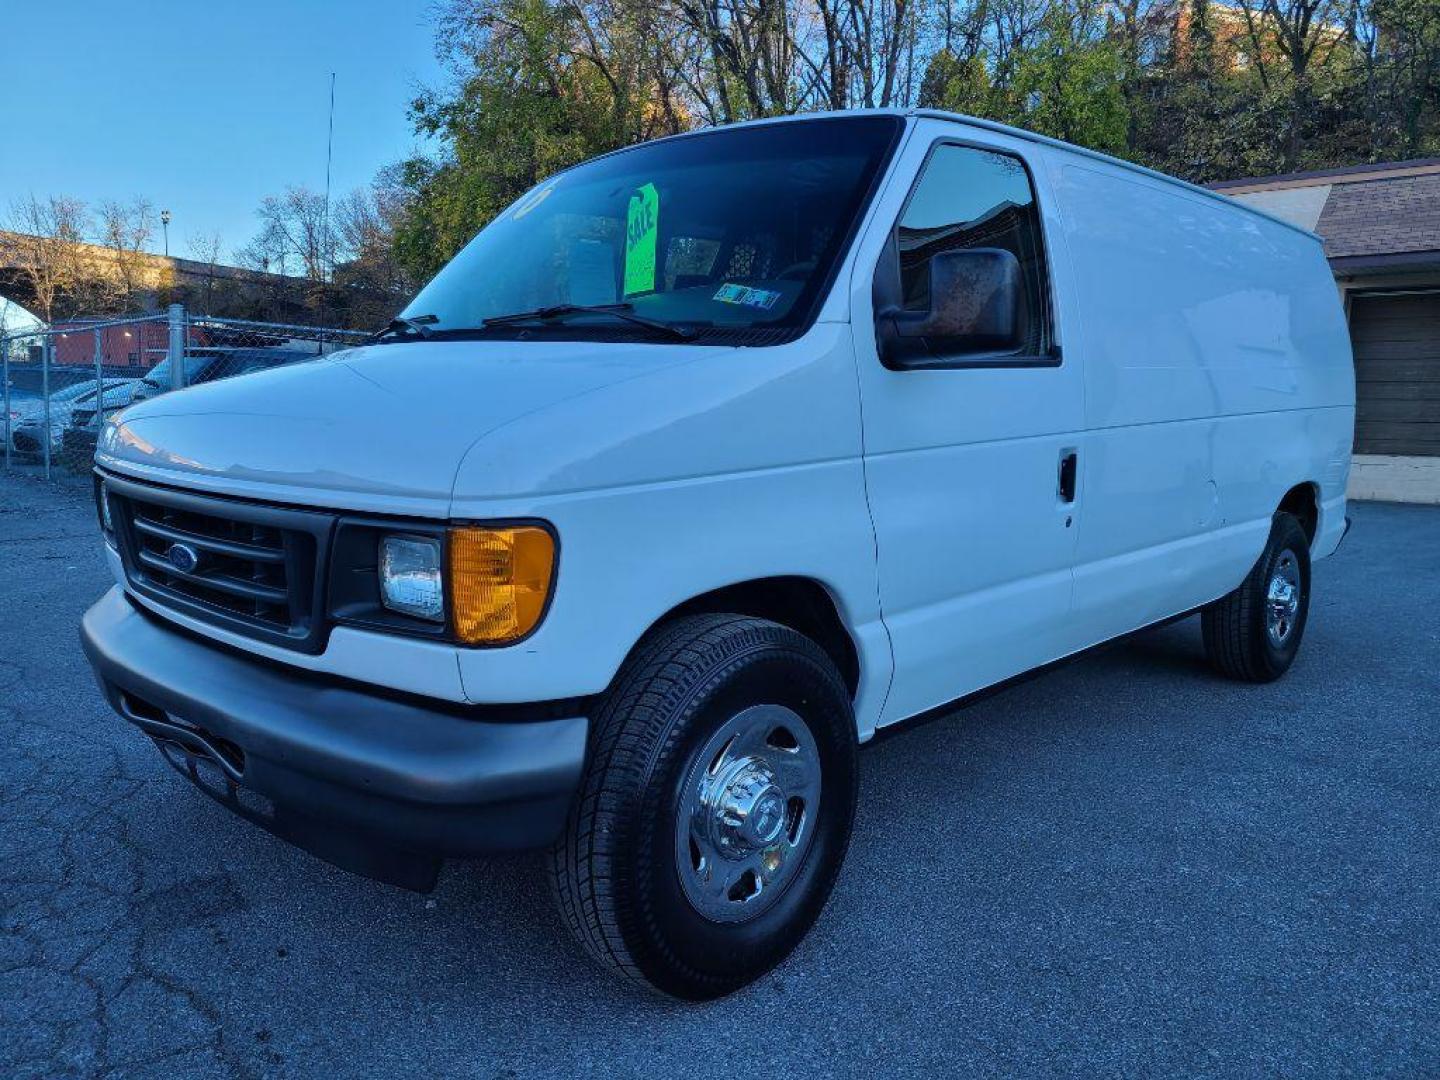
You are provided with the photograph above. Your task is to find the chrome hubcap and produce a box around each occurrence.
[1266,551,1302,646]
[675,705,821,923]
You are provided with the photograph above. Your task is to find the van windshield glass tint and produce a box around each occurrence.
[399,116,902,344]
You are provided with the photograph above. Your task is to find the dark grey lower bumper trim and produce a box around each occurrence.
[80,588,588,889]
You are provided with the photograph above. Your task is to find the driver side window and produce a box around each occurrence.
[898,145,1053,357]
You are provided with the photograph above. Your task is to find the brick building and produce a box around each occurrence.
[50,320,171,370]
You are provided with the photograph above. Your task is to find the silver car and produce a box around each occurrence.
[6,379,139,455]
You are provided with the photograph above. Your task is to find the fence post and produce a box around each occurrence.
[2,334,10,473]
[168,304,186,392]
[94,326,105,432]
[41,333,52,481]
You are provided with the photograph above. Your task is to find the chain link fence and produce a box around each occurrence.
[2,305,370,484]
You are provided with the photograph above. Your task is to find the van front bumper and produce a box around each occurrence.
[79,587,588,891]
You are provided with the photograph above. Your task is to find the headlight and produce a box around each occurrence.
[379,535,444,621]
[448,526,556,645]
[96,479,113,536]
[361,524,557,644]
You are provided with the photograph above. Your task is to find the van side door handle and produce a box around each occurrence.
[1058,450,1078,503]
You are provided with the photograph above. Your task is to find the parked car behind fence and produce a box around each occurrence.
[129,345,336,405]
[8,379,140,457]
[1,310,371,480]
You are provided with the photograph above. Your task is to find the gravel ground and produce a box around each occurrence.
[2,473,1437,1078]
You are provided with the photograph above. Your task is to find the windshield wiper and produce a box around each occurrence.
[370,313,438,342]
[481,303,694,341]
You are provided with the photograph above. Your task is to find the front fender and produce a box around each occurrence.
[448,326,893,736]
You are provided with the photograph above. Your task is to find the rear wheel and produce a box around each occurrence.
[1202,512,1312,682]
[550,614,857,999]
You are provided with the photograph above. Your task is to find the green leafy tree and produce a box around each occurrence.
[391,0,680,283]
[372,0,1440,305]
[919,48,995,113]
[1011,1,1130,151]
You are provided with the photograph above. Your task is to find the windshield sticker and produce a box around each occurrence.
[510,182,556,221]
[567,238,617,306]
[623,182,660,296]
[713,283,781,310]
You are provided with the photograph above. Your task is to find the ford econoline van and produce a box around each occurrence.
[81,110,1355,999]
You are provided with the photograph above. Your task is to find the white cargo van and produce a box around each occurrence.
[82,110,1355,999]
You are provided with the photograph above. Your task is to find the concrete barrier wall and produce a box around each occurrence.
[1348,454,1440,505]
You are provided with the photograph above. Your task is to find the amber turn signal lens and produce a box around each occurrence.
[448,526,555,645]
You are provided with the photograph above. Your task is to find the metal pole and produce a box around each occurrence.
[42,334,52,480]
[2,335,10,473]
[167,304,185,392]
[323,72,336,279]
[94,327,104,434]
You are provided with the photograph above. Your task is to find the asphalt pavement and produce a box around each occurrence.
[2,472,1437,1078]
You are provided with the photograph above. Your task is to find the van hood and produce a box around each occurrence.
[96,340,708,516]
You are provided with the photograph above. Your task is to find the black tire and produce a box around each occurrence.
[550,613,858,1000]
[1202,512,1312,683]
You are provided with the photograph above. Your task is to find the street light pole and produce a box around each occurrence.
[160,209,171,257]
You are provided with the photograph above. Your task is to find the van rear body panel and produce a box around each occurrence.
[842,114,1353,728]
[1041,150,1353,652]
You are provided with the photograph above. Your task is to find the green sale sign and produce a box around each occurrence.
[624,182,659,296]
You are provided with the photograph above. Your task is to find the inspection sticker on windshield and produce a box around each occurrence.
[713,283,781,310]
[623,182,659,296]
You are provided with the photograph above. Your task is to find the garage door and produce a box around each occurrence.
[1350,291,1440,456]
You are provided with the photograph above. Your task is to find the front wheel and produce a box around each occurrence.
[1202,512,1312,682]
[550,614,858,999]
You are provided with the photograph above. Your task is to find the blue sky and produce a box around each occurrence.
[1,1,444,262]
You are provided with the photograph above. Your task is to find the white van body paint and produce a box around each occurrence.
[95,110,1354,740]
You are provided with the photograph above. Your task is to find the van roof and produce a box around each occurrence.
[634,109,1321,244]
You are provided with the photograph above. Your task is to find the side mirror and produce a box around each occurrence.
[878,247,1023,366]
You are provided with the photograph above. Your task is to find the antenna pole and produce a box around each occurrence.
[323,71,336,280]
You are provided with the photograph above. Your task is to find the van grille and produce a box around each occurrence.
[105,476,331,652]
[129,496,295,625]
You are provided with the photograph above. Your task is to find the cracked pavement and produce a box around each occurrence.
[1,472,1437,1077]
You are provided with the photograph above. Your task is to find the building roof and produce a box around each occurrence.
[1209,157,1440,192]
[1317,172,1440,261]
[1208,158,1440,272]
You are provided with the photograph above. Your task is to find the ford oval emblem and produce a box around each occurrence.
[166,542,200,574]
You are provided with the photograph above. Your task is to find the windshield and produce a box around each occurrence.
[143,354,215,387]
[401,115,902,345]
[50,382,96,403]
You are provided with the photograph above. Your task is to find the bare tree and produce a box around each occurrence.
[186,230,226,315]
[97,197,156,312]
[331,181,414,325]
[238,186,334,282]
[0,195,89,323]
